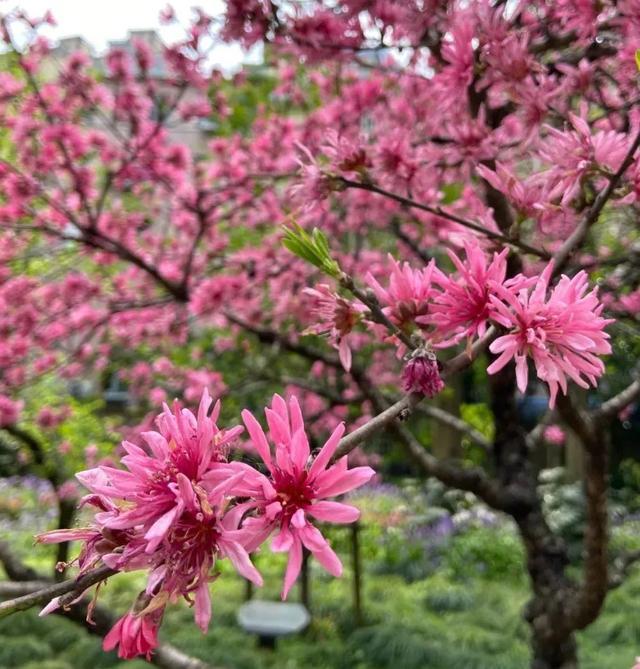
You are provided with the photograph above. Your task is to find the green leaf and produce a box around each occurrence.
[282,223,341,278]
[635,49,640,72]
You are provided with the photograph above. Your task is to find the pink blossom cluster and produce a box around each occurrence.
[306,243,612,408]
[38,389,374,660]
[0,1,634,432]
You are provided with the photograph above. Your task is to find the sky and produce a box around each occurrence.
[4,0,261,71]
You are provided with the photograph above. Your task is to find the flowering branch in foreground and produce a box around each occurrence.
[32,390,373,660]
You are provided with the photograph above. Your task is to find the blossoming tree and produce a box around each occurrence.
[0,3,639,669]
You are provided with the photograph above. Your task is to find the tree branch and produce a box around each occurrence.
[0,564,116,619]
[392,423,511,511]
[595,378,640,423]
[0,543,221,669]
[339,272,416,350]
[333,327,497,460]
[338,177,549,258]
[415,404,492,451]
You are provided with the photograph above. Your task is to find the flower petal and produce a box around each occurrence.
[281,537,303,600]
[308,501,360,524]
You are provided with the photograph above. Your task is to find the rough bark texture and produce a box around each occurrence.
[489,365,578,669]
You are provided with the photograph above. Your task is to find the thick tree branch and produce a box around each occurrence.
[0,564,117,619]
[0,542,39,581]
[392,423,511,510]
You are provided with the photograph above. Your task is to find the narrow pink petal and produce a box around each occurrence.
[221,500,256,531]
[515,354,528,393]
[144,504,180,553]
[291,509,306,529]
[288,395,304,436]
[290,428,310,472]
[315,466,375,498]
[265,500,283,520]
[146,565,167,595]
[103,616,125,652]
[308,501,360,524]
[298,524,329,552]
[271,394,290,434]
[338,338,352,372]
[101,505,158,530]
[36,528,98,544]
[175,472,197,511]
[313,545,343,577]
[207,470,246,505]
[308,423,345,481]
[275,441,294,473]
[120,441,147,458]
[39,596,61,617]
[281,537,303,600]
[197,388,212,424]
[210,399,221,424]
[489,335,517,354]
[486,349,515,376]
[241,409,272,471]
[265,408,290,447]
[272,526,294,552]
[221,539,263,586]
[141,431,169,460]
[194,581,212,633]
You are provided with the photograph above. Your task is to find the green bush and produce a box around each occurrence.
[443,526,525,581]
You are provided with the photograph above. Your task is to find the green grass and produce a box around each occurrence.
[1,546,639,669]
[3,495,640,669]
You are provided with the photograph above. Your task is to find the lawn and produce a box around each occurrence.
[2,517,639,669]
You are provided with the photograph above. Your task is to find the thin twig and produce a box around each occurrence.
[338,177,549,258]
[595,378,640,423]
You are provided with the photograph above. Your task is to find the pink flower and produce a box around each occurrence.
[291,144,337,209]
[487,263,613,408]
[303,284,364,371]
[538,113,628,206]
[543,425,566,446]
[240,394,375,599]
[424,242,509,346]
[401,349,444,398]
[38,390,262,638]
[322,131,371,176]
[366,256,435,330]
[103,604,161,660]
[0,395,22,427]
[159,4,175,24]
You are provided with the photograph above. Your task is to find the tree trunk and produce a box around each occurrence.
[531,635,578,669]
[488,363,578,669]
